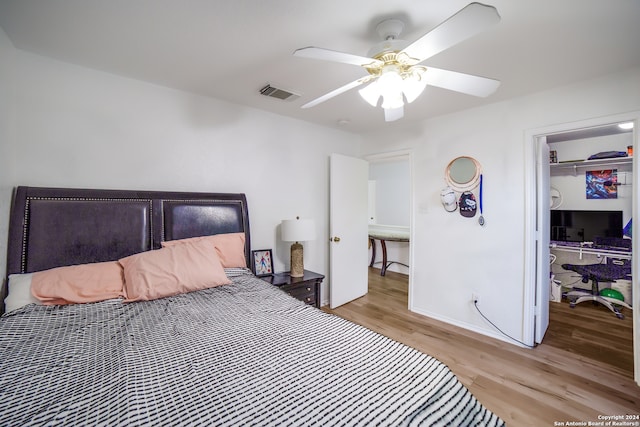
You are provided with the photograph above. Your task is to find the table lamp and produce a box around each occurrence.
[281,217,315,277]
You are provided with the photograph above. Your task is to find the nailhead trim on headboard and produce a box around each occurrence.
[20,196,154,273]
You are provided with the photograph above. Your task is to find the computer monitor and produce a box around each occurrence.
[550,210,623,242]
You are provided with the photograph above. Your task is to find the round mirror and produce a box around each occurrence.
[445,156,481,191]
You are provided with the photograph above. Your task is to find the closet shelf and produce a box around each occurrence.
[551,156,632,175]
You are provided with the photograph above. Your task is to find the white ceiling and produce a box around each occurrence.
[1,0,639,134]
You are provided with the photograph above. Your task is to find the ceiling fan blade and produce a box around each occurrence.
[294,46,383,68]
[301,76,373,109]
[422,67,500,97]
[401,3,500,64]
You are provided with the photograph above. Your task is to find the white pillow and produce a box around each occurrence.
[5,273,40,313]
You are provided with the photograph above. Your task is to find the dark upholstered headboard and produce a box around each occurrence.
[4,186,250,309]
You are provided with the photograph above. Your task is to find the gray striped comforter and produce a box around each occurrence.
[0,270,504,426]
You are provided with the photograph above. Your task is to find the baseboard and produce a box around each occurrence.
[410,305,530,348]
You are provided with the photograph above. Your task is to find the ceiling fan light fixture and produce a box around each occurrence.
[402,72,428,103]
[358,81,381,107]
[381,90,404,110]
[378,69,404,110]
[384,105,404,122]
[293,3,501,122]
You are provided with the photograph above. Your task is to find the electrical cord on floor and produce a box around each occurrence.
[473,300,535,349]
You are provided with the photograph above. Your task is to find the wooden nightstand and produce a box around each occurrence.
[261,270,324,308]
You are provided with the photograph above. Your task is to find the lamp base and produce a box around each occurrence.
[290,242,304,278]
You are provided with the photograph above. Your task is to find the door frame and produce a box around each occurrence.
[365,149,414,308]
[523,111,640,385]
[533,136,551,344]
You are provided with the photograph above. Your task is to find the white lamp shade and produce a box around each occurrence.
[384,105,404,122]
[281,218,316,242]
[402,73,427,103]
[358,81,381,107]
[378,71,404,110]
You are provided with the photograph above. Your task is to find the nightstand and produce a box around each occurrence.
[262,270,324,308]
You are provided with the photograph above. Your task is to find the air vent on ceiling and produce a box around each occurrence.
[259,84,300,101]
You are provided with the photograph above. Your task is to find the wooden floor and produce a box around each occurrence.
[323,268,640,427]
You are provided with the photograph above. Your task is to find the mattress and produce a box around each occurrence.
[0,270,504,426]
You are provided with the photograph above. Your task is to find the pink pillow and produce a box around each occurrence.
[119,239,231,302]
[161,232,246,268]
[31,261,126,305]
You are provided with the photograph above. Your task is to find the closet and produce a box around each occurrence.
[548,124,633,314]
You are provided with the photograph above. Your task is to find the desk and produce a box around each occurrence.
[550,241,631,260]
[368,228,409,276]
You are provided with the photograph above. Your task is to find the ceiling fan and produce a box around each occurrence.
[294,2,501,122]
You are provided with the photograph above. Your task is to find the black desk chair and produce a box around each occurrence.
[562,259,632,319]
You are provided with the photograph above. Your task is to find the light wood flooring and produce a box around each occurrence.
[322,268,640,427]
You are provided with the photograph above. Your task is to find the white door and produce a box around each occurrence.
[329,153,369,308]
[535,137,551,343]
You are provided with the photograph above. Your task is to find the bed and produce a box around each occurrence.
[0,186,505,426]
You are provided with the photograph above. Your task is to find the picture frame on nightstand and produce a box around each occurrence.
[251,249,274,277]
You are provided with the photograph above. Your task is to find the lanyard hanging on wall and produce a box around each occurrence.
[478,174,485,226]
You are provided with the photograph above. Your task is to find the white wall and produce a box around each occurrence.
[360,67,640,344]
[0,34,363,304]
[0,26,15,297]
[369,160,410,226]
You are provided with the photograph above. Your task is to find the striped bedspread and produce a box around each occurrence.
[0,270,504,426]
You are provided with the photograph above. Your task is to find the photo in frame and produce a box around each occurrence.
[251,249,274,276]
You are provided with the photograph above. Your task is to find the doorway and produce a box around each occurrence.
[365,151,413,305]
[525,112,640,385]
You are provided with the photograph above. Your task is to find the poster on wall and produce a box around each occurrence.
[585,169,617,199]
